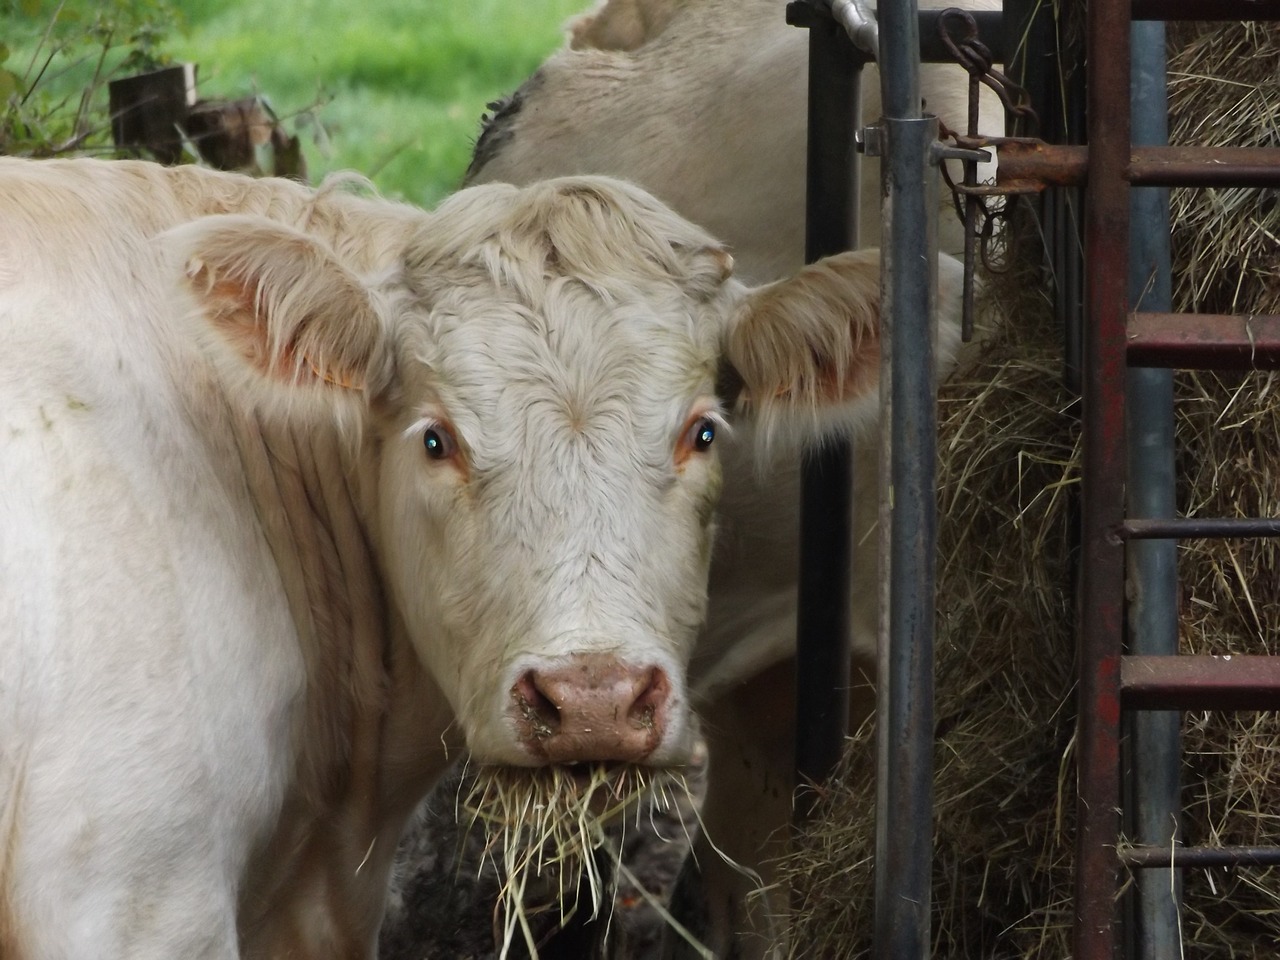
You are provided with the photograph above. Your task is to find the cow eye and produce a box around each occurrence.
[423,424,457,460]
[687,416,716,452]
[693,418,716,451]
[675,409,725,467]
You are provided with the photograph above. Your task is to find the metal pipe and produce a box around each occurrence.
[873,0,937,954]
[789,6,1005,62]
[1125,20,1181,960]
[831,0,878,57]
[875,113,940,960]
[1127,312,1280,369]
[1123,654,1280,711]
[1123,517,1280,539]
[1124,845,1280,869]
[793,4,866,816]
[1132,0,1280,21]
[994,142,1280,190]
[918,10,1002,62]
[1075,0,1132,955]
[877,0,920,119]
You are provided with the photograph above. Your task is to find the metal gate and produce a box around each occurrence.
[795,0,1280,957]
[1075,1,1280,957]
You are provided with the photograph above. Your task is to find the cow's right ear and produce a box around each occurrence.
[164,215,395,414]
[721,249,963,445]
[721,249,884,443]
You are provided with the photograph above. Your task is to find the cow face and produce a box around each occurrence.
[374,244,728,766]
[168,177,899,770]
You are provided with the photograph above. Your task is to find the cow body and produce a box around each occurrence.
[0,157,937,958]
[468,0,1001,284]
[0,160,450,959]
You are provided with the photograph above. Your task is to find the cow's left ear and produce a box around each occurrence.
[722,248,962,440]
[165,215,395,410]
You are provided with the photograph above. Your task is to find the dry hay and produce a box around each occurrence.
[783,244,1081,958]
[1167,21,1280,940]
[460,765,704,959]
[1168,20,1280,317]
[781,18,1280,959]
[380,760,707,960]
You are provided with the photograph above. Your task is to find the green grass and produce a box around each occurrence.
[167,0,586,206]
[0,0,583,204]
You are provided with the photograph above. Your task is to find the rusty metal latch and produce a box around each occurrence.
[933,7,1039,340]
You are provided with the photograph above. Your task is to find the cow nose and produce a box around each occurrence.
[513,654,671,764]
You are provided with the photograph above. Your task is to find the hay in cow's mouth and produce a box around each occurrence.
[461,763,714,959]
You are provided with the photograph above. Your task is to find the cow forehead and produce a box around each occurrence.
[398,277,722,452]
[384,176,740,445]
[398,176,737,322]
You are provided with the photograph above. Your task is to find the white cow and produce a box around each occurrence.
[459,0,994,954]
[468,0,1002,284]
[0,156,957,959]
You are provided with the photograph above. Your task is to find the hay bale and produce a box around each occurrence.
[782,19,1280,958]
[1168,21,1280,935]
[1168,20,1280,317]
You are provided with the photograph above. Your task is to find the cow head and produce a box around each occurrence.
[167,176,956,771]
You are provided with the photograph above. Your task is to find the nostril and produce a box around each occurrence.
[510,657,676,762]
[628,667,670,730]
[514,671,562,738]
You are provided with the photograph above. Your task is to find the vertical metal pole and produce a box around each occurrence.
[1002,0,1053,137]
[873,0,938,955]
[1126,19,1182,960]
[794,6,865,811]
[1050,33,1088,396]
[1076,0,1131,957]
[1004,0,1087,392]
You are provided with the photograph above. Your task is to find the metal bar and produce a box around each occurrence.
[874,0,938,956]
[1056,75,1088,395]
[1076,0,1131,957]
[1130,146,1280,187]
[916,10,1002,62]
[1132,0,1280,21]
[1122,655,1280,710]
[793,5,864,815]
[1127,312,1280,369]
[1125,21,1181,960]
[997,142,1280,190]
[875,119,941,960]
[1123,517,1280,539]
[1002,0,1051,136]
[1123,845,1280,868]
[830,0,878,56]
[785,6,1005,62]
[996,141,1089,188]
[877,0,919,118]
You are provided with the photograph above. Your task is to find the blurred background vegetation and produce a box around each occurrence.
[0,0,584,205]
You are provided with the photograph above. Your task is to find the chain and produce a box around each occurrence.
[933,8,1038,337]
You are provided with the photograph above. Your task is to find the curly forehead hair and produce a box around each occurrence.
[403,177,735,306]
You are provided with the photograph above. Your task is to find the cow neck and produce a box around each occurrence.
[229,410,390,797]
[227,408,455,955]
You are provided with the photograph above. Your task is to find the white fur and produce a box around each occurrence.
[464,2,986,954]
[0,157,907,958]
[468,0,1003,285]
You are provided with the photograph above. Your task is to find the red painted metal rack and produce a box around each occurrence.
[1073,0,1280,957]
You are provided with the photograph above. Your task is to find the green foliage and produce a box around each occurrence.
[0,0,183,155]
[0,0,583,203]
[166,0,584,206]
